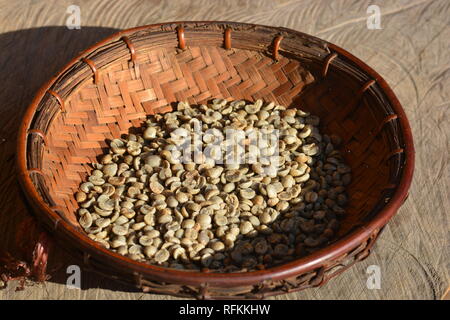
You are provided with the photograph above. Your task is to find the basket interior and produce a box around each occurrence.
[26,24,404,247]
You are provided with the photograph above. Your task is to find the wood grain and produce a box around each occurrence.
[0,0,448,300]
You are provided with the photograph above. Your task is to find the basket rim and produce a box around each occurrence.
[16,21,415,287]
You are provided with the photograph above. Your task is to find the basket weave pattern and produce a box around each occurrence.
[46,45,315,222]
[17,22,413,299]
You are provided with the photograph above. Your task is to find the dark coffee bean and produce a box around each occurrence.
[313,224,325,234]
[332,205,346,216]
[299,220,315,233]
[318,189,328,198]
[313,210,326,220]
[304,237,320,247]
[325,198,336,207]
[241,257,257,268]
[241,242,254,255]
[327,219,340,231]
[280,218,295,232]
[323,228,334,238]
[268,233,283,244]
[295,232,305,241]
[230,249,243,264]
[263,254,272,264]
[326,211,337,220]
[337,194,348,206]
[332,180,343,187]
[273,243,289,257]
[323,164,336,171]
[253,239,269,255]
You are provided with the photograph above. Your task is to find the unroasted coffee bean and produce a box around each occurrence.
[240,221,253,235]
[196,214,212,229]
[154,248,170,263]
[112,225,128,236]
[76,99,351,272]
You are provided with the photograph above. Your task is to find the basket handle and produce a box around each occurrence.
[177,26,186,50]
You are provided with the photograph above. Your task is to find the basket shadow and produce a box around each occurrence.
[0,26,143,293]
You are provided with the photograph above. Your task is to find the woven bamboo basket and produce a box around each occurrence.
[17,21,414,299]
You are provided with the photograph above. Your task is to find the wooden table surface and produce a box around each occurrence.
[0,0,448,300]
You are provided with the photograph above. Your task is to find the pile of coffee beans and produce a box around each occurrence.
[76,99,351,271]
